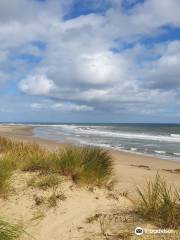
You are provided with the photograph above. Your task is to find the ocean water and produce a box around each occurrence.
[27,123,180,162]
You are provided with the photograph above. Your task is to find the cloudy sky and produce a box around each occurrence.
[0,0,180,123]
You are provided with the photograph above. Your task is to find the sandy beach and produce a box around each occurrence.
[2,0,180,239]
[0,125,179,240]
[0,125,179,188]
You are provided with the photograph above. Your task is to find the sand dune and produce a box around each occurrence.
[0,125,179,240]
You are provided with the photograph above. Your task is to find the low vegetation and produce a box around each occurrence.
[2,136,180,237]
[53,146,113,185]
[85,211,134,240]
[0,155,17,195]
[0,137,12,153]
[135,174,180,229]
[0,218,22,240]
[0,137,113,196]
[27,174,62,190]
[47,192,59,208]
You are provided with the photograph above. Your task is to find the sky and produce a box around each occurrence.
[0,0,180,123]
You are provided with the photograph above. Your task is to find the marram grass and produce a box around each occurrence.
[0,137,14,153]
[135,173,180,229]
[0,218,22,240]
[0,155,17,195]
[52,146,113,185]
[27,174,62,190]
[0,137,113,189]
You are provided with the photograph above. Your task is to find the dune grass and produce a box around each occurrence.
[19,149,53,173]
[0,218,22,240]
[21,144,113,185]
[136,174,180,229]
[7,142,52,173]
[0,155,17,195]
[0,137,113,189]
[53,146,113,185]
[27,174,62,190]
[0,137,15,153]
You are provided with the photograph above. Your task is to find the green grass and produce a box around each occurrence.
[21,144,113,186]
[135,174,180,229]
[0,155,17,195]
[53,146,113,185]
[0,218,22,240]
[0,138,49,172]
[27,174,62,190]
[20,150,53,173]
[0,137,113,190]
[9,142,52,173]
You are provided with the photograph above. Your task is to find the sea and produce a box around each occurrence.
[2,123,180,162]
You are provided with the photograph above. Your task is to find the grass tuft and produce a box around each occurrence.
[47,192,59,208]
[0,156,17,195]
[53,146,113,185]
[16,145,52,173]
[0,137,14,153]
[0,218,22,240]
[135,173,180,228]
[0,137,113,192]
[27,174,62,190]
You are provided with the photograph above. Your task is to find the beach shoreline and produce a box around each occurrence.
[0,124,180,162]
[0,125,179,240]
[0,124,179,189]
[2,123,180,162]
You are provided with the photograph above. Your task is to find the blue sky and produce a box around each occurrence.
[0,0,180,123]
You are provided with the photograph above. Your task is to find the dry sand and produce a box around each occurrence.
[0,125,179,240]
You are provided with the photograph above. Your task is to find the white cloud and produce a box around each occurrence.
[76,51,125,84]
[141,41,180,90]
[132,0,180,28]
[0,0,180,119]
[30,101,93,112]
[19,75,56,95]
[30,103,43,111]
[52,103,94,112]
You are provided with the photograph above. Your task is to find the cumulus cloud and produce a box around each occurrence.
[19,75,56,95]
[0,0,180,121]
[142,41,180,90]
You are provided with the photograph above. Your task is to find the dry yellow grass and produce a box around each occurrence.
[135,174,180,229]
[0,137,113,196]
